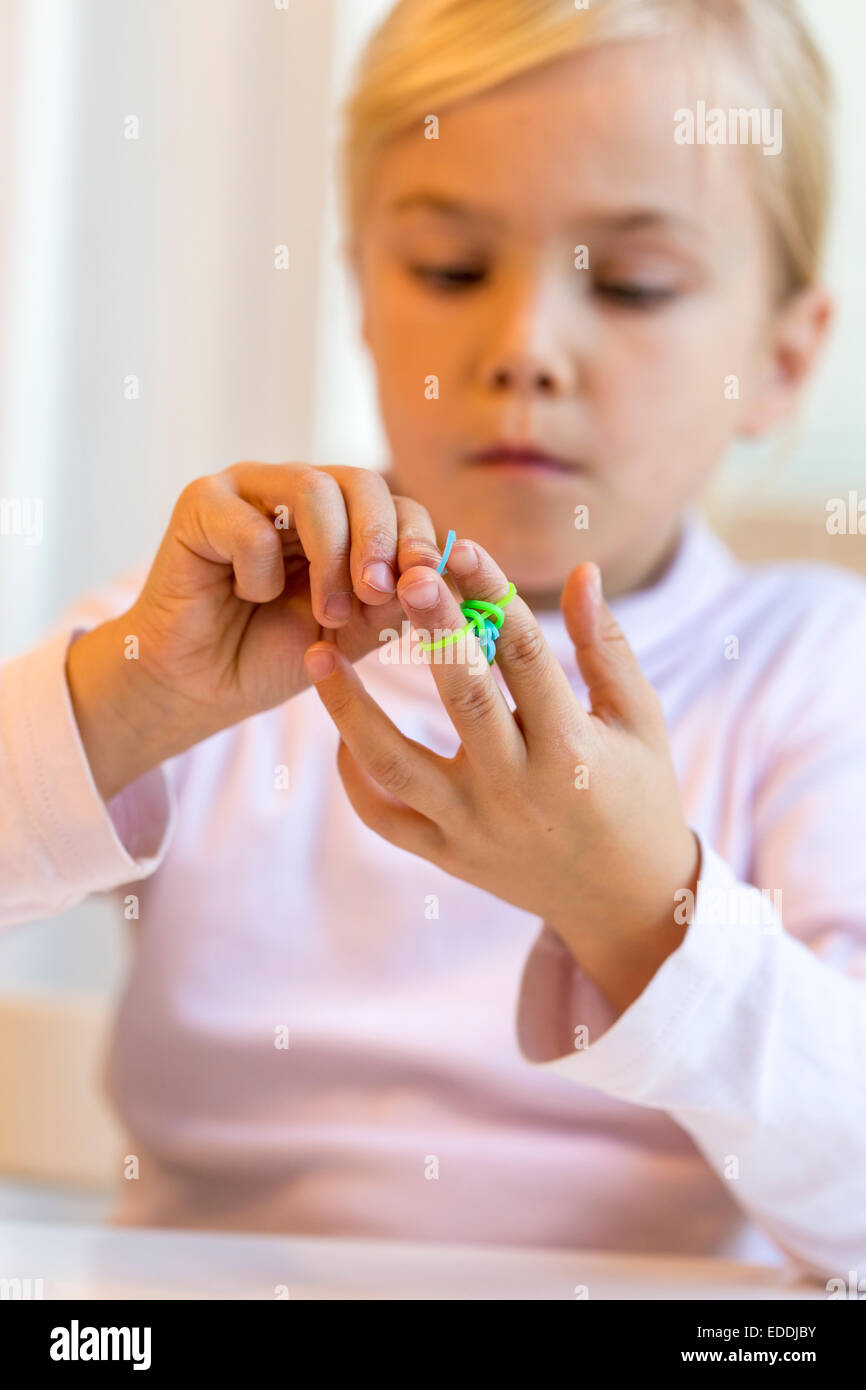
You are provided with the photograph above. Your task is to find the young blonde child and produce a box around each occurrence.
[2,0,864,1280]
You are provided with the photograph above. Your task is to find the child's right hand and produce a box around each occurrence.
[65,462,439,801]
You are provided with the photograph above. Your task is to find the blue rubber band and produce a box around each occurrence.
[436,529,457,576]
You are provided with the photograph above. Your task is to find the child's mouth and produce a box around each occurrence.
[465,442,583,477]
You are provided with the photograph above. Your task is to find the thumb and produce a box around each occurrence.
[560,562,659,731]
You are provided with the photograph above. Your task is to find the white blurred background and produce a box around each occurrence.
[0,0,863,1213]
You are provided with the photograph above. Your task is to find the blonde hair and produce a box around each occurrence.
[337,0,833,299]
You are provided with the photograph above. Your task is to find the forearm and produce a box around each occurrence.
[548,828,700,1017]
[0,626,175,926]
[66,616,195,802]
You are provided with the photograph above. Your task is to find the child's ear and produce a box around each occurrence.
[738,286,834,438]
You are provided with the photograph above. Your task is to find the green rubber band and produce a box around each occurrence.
[416,581,517,658]
[417,625,467,651]
[465,598,505,624]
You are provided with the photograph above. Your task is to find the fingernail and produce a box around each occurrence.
[361,561,396,594]
[304,646,335,682]
[401,577,440,609]
[588,563,603,601]
[324,592,353,621]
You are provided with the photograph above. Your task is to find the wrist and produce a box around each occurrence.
[65,615,192,801]
[550,827,701,1016]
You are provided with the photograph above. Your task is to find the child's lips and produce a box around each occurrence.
[465,456,585,479]
[464,443,586,476]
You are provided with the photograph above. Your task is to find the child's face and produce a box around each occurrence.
[355,38,794,601]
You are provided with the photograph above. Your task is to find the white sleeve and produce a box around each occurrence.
[0,564,176,927]
[515,582,866,1281]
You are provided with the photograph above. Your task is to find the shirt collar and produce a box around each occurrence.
[532,506,742,680]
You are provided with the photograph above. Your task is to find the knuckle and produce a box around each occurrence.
[316,542,352,575]
[220,461,247,485]
[355,467,391,498]
[392,494,429,516]
[366,749,414,796]
[598,613,629,648]
[239,516,280,562]
[499,622,548,670]
[394,497,434,530]
[357,519,397,555]
[451,674,501,725]
[398,528,440,566]
[294,465,336,497]
[178,474,219,509]
[324,687,357,725]
[563,733,595,779]
[341,465,391,504]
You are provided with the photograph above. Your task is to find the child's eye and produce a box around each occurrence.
[594,282,678,307]
[409,264,487,292]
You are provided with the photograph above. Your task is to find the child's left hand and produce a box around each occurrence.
[303,538,700,1015]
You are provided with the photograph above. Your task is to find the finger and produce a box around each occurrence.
[219,463,354,628]
[221,462,402,622]
[391,495,443,574]
[286,470,355,626]
[303,640,456,820]
[561,563,661,733]
[442,537,584,754]
[326,466,399,606]
[173,475,286,602]
[335,739,446,861]
[394,564,525,774]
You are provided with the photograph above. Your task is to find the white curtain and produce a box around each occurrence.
[0,0,390,993]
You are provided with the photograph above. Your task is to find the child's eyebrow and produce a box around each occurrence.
[587,208,704,241]
[389,192,503,226]
[388,193,703,240]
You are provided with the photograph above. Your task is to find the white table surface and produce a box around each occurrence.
[0,1220,828,1300]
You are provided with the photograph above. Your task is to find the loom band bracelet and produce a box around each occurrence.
[416,582,518,665]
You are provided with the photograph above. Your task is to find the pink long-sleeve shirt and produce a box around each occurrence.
[2,509,866,1278]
